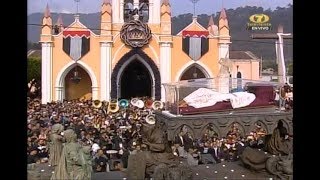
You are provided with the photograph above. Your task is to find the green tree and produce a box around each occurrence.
[28,57,41,83]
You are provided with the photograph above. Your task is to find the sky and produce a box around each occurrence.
[28,0,293,16]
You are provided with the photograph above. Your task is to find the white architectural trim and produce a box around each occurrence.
[116,54,156,99]
[119,0,124,23]
[147,44,160,65]
[148,0,154,24]
[54,61,99,101]
[63,16,98,37]
[176,18,208,36]
[112,0,120,23]
[152,0,160,24]
[41,42,53,104]
[100,42,112,101]
[112,44,125,64]
[218,43,229,60]
[175,61,213,82]
[160,42,172,102]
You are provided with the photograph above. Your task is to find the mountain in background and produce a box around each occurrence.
[28,5,292,60]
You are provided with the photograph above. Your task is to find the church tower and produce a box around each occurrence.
[218,8,231,60]
[40,4,53,104]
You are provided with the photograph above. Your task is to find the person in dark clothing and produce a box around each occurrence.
[94,149,109,172]
[121,147,130,168]
[27,148,39,164]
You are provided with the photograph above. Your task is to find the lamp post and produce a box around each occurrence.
[71,65,81,84]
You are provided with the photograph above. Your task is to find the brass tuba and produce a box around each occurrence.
[152,100,164,110]
[92,100,102,108]
[145,114,156,125]
[107,99,119,113]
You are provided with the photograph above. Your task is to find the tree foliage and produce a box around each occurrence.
[27,57,41,83]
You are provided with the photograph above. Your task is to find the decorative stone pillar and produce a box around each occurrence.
[119,0,124,23]
[41,42,53,104]
[92,86,99,100]
[54,86,63,101]
[100,42,113,101]
[160,42,172,102]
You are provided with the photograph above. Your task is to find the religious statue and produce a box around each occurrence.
[265,120,292,156]
[127,117,193,180]
[240,147,293,179]
[48,124,65,168]
[51,129,92,180]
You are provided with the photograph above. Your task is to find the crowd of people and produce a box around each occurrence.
[27,96,292,175]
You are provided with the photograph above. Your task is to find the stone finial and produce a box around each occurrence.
[162,0,170,6]
[44,4,51,18]
[208,16,214,27]
[220,8,227,20]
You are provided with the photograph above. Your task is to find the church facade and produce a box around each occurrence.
[40,0,260,104]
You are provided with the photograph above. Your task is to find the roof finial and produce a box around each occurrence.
[208,16,214,27]
[74,0,80,15]
[44,3,51,18]
[162,0,170,5]
[56,14,63,26]
[220,8,227,20]
[103,0,111,5]
[190,0,200,18]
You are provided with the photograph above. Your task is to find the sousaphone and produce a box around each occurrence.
[119,99,129,108]
[130,98,139,107]
[107,99,119,113]
[145,99,153,109]
[92,100,102,109]
[146,114,156,125]
[152,100,164,110]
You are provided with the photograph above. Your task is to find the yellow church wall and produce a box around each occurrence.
[171,36,220,81]
[171,36,194,81]
[65,67,92,100]
[111,36,160,68]
[232,61,260,80]
[51,32,101,100]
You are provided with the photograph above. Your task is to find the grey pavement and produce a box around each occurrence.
[28,160,279,180]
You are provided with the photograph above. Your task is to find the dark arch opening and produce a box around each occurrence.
[111,48,161,100]
[120,60,152,99]
[180,65,206,80]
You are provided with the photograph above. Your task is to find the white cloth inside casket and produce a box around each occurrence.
[183,88,256,109]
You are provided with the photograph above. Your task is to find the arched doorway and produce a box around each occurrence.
[65,66,92,100]
[120,60,152,99]
[111,48,161,100]
[180,65,207,80]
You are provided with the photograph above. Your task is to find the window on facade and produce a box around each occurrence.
[180,65,206,81]
[139,0,149,23]
[124,0,134,22]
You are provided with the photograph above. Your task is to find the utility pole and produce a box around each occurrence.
[251,24,292,84]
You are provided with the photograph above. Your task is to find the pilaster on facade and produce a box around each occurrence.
[92,86,99,100]
[160,42,172,102]
[112,0,120,23]
[54,86,63,101]
[41,42,53,104]
[100,42,113,101]
[218,43,230,60]
[119,0,124,23]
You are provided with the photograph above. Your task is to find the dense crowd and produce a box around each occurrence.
[27,94,292,173]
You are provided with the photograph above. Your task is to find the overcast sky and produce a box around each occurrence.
[28,0,293,16]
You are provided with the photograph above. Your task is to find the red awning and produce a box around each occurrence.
[63,31,90,38]
[182,30,209,38]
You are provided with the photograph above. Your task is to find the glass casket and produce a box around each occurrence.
[162,78,283,115]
